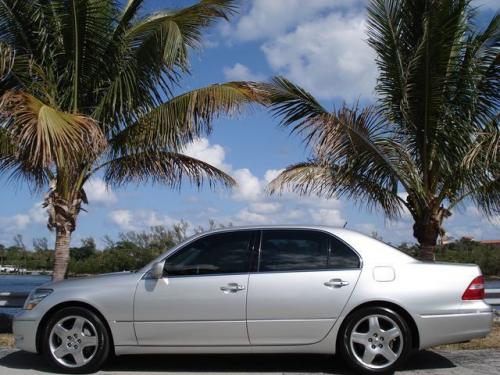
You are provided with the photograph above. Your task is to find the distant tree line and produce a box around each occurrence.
[0,224,498,277]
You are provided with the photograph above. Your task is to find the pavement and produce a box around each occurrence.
[0,348,499,375]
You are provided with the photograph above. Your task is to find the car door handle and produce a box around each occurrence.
[324,279,350,288]
[220,283,246,293]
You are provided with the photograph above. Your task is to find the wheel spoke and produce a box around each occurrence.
[53,324,69,340]
[368,316,381,332]
[384,327,401,341]
[351,332,368,344]
[381,346,398,363]
[81,335,98,348]
[72,317,85,333]
[71,351,86,366]
[53,345,69,359]
[362,348,376,364]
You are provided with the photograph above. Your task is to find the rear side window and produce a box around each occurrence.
[258,230,360,272]
[329,237,360,269]
[165,231,253,276]
[259,230,329,272]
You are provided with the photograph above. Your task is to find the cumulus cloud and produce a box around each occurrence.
[223,63,265,81]
[183,138,229,171]
[221,0,375,100]
[262,12,377,100]
[85,178,117,205]
[109,209,177,232]
[0,202,48,237]
[227,0,363,41]
[109,210,135,231]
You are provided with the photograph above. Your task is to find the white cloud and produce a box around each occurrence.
[228,0,363,41]
[109,209,177,232]
[183,138,229,171]
[223,63,265,81]
[0,202,48,237]
[232,168,263,201]
[109,210,135,231]
[309,208,346,226]
[264,169,285,184]
[85,178,117,206]
[262,12,377,100]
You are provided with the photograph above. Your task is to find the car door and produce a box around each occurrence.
[247,229,361,345]
[134,230,256,346]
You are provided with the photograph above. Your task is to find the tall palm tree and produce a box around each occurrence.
[0,0,261,280]
[260,0,499,260]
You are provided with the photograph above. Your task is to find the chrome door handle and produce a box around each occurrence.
[324,278,350,288]
[220,283,245,293]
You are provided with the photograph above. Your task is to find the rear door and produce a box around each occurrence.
[247,229,361,345]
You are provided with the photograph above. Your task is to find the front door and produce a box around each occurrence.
[134,230,256,346]
[247,229,361,345]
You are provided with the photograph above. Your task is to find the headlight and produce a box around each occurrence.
[23,288,53,310]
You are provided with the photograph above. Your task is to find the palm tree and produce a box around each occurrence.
[260,0,499,260]
[0,0,261,280]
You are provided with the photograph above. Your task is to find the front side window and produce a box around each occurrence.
[164,231,253,276]
[258,230,360,272]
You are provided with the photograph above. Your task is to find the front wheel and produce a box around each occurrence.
[42,306,110,374]
[339,306,412,374]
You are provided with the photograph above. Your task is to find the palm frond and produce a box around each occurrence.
[94,0,239,128]
[268,161,407,219]
[257,76,328,133]
[108,82,263,155]
[101,150,235,190]
[0,90,106,169]
[0,42,14,81]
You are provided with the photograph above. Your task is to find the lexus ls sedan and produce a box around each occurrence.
[14,226,493,374]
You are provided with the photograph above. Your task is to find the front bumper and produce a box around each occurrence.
[418,309,494,349]
[12,315,39,354]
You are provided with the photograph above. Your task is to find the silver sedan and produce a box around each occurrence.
[13,226,494,374]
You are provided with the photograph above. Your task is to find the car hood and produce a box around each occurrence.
[39,271,141,291]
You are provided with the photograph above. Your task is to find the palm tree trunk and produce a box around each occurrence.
[413,215,440,261]
[52,229,72,281]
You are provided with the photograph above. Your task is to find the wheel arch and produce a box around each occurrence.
[36,301,115,355]
[337,300,420,350]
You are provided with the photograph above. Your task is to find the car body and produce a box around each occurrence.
[14,225,494,374]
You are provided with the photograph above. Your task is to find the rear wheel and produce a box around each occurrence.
[42,306,110,374]
[339,306,412,374]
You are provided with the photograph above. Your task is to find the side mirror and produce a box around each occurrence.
[151,261,165,279]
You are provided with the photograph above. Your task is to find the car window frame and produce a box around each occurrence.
[160,229,259,278]
[255,229,362,274]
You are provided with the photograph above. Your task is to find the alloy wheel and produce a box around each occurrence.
[48,315,99,368]
[349,313,403,369]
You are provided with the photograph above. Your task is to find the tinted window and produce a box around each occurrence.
[259,230,329,272]
[164,232,253,276]
[328,237,360,269]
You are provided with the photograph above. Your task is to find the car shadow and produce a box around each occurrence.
[0,350,456,374]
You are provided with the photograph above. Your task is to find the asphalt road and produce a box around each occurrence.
[0,348,499,375]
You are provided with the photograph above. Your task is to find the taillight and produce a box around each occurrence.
[462,275,485,300]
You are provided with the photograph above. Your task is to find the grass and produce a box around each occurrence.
[0,334,14,348]
[0,323,499,350]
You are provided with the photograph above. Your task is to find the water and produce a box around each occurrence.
[0,275,51,315]
[1,275,499,316]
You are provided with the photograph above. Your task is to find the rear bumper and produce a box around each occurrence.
[417,310,494,349]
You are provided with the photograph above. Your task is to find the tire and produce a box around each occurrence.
[41,306,111,374]
[338,306,412,374]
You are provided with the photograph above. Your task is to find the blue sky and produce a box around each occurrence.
[1,0,499,248]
